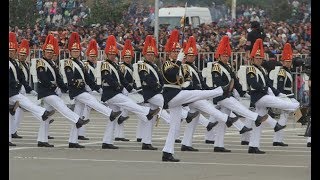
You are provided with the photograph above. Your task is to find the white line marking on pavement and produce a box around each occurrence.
[11,156,308,168]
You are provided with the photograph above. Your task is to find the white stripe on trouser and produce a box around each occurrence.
[9,113,12,143]
[190,99,228,122]
[9,93,46,121]
[240,118,253,142]
[181,107,199,147]
[205,116,217,141]
[249,106,268,147]
[78,106,91,137]
[273,112,289,142]
[107,93,150,116]
[214,107,229,148]
[218,97,258,122]
[102,104,120,144]
[162,106,182,154]
[69,100,86,143]
[114,108,128,138]
[37,101,54,142]
[11,108,23,134]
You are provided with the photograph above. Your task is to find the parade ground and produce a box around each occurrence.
[9,111,311,180]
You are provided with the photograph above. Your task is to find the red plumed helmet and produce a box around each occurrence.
[281,43,293,61]
[52,36,60,55]
[42,34,55,51]
[164,29,181,52]
[214,35,231,59]
[68,32,81,51]
[18,39,30,56]
[105,35,118,55]
[86,39,98,57]
[250,38,264,58]
[122,39,134,58]
[9,32,18,50]
[184,36,197,56]
[143,35,158,56]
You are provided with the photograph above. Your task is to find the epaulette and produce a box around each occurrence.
[163,61,174,72]
[65,59,73,68]
[119,64,126,74]
[84,61,89,70]
[246,66,256,74]
[278,69,286,77]
[138,63,148,72]
[101,62,110,72]
[212,63,221,73]
[36,60,45,69]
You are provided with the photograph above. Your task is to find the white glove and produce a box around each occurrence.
[122,88,129,96]
[55,87,62,97]
[244,93,251,98]
[30,90,38,96]
[85,85,92,92]
[99,88,103,94]
[278,93,286,97]
[267,87,275,96]
[177,49,185,62]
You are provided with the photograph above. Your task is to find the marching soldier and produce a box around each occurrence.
[180,36,252,152]
[246,38,299,154]
[9,32,55,139]
[161,29,226,162]
[272,43,300,146]
[11,39,34,139]
[77,39,101,141]
[35,34,90,147]
[100,35,160,149]
[64,32,121,148]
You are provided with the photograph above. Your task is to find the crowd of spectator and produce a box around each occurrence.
[9,0,311,62]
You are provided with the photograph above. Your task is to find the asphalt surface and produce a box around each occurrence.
[9,111,311,180]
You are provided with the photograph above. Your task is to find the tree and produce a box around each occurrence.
[9,0,39,27]
[85,0,130,26]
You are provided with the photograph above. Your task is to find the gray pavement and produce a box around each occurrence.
[10,111,311,180]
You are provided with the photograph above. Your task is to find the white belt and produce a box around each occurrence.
[164,84,181,89]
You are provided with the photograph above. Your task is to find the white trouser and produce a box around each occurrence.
[102,103,123,144]
[9,93,46,121]
[205,116,217,141]
[218,96,259,122]
[214,107,230,148]
[136,119,143,139]
[9,113,13,143]
[273,112,289,143]
[181,107,199,147]
[37,102,53,142]
[114,108,128,138]
[189,99,228,122]
[69,92,113,143]
[249,106,268,147]
[162,88,223,154]
[11,87,27,134]
[240,118,253,142]
[78,105,91,137]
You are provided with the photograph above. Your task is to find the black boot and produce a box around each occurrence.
[78,136,89,140]
[185,111,200,123]
[214,147,231,152]
[162,152,180,162]
[241,141,249,145]
[147,108,161,120]
[110,111,122,121]
[49,119,54,124]
[9,142,16,146]
[42,110,55,121]
[48,136,54,139]
[181,145,199,151]
[307,142,311,147]
[142,143,158,150]
[207,121,218,131]
[136,138,142,142]
[248,146,265,154]
[115,137,130,141]
[37,142,54,147]
[226,116,238,128]
[76,118,90,128]
[102,143,119,149]
[239,126,252,134]
[255,114,268,127]
[9,101,19,115]
[175,139,181,143]
[273,142,288,146]
[117,116,129,125]
[69,143,85,148]
[205,140,215,144]
[12,132,23,139]
[274,123,286,132]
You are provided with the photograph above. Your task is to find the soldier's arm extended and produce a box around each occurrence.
[119,72,133,92]
[84,70,100,92]
[56,73,69,92]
